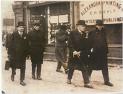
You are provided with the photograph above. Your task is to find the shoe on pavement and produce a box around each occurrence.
[56,69,63,73]
[37,76,42,80]
[84,83,93,88]
[67,79,71,84]
[104,82,113,86]
[20,81,26,86]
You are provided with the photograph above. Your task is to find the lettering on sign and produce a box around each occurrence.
[80,0,123,24]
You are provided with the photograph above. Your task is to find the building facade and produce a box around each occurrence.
[12,1,122,63]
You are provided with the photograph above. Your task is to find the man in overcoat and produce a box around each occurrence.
[88,20,113,86]
[28,22,46,80]
[8,22,29,86]
[67,20,93,88]
[55,24,68,73]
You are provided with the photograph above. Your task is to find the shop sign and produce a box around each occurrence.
[80,0,123,25]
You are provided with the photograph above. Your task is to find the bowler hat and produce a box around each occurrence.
[17,21,25,27]
[76,20,86,26]
[96,20,103,26]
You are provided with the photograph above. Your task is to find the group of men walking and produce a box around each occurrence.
[5,19,113,88]
[55,20,113,88]
[6,21,46,86]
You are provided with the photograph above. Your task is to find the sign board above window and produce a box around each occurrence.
[80,0,123,25]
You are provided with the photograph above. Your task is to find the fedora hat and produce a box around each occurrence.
[76,20,86,26]
[17,21,25,27]
[96,20,103,26]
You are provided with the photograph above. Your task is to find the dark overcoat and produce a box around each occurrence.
[28,29,46,64]
[8,31,29,69]
[88,27,108,70]
[68,29,91,70]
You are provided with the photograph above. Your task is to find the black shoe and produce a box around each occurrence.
[37,76,42,80]
[84,83,93,88]
[11,75,14,81]
[20,81,26,86]
[104,82,113,86]
[56,69,63,73]
[67,79,71,84]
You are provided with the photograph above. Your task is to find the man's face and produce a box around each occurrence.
[17,26,24,32]
[77,25,86,32]
[34,25,40,31]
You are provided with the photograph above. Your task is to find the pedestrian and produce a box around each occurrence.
[8,21,29,86]
[88,20,113,86]
[55,24,68,74]
[28,22,46,80]
[67,20,93,88]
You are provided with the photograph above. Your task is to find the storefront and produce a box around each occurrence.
[78,0,122,62]
[79,0,122,44]
[28,1,70,44]
[13,1,122,45]
[13,1,122,62]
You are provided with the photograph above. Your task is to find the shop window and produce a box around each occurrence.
[105,24,122,44]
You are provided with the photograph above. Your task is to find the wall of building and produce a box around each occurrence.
[2,0,15,33]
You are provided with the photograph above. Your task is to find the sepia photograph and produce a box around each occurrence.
[1,0,123,94]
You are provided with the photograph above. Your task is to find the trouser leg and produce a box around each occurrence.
[12,67,16,75]
[102,65,109,82]
[32,63,36,78]
[37,63,41,78]
[81,69,90,84]
[61,48,68,71]
[88,69,92,79]
[68,67,74,80]
[20,67,25,81]
[56,62,62,70]
[11,67,16,81]
[82,68,93,88]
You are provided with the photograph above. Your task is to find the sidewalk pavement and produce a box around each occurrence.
[1,47,123,94]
